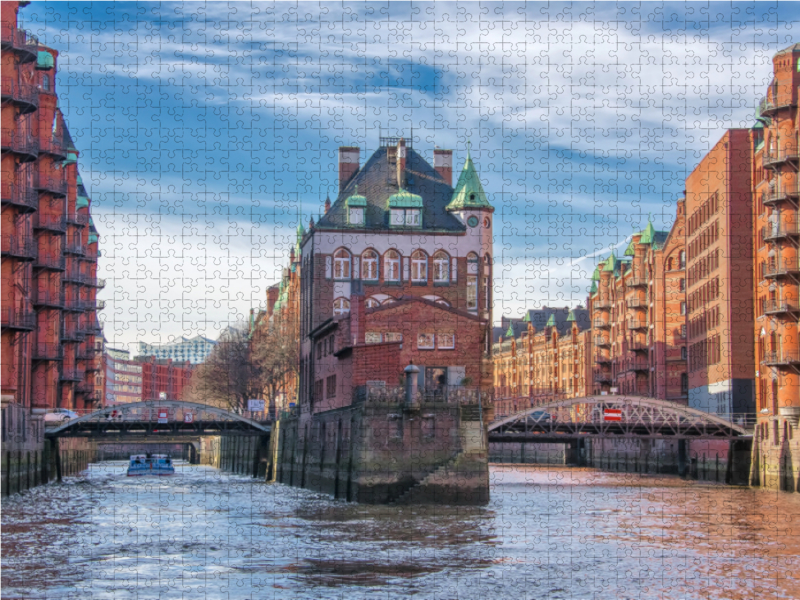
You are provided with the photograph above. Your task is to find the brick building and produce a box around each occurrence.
[2,0,103,449]
[751,43,800,490]
[298,137,495,413]
[104,347,142,405]
[137,356,194,402]
[685,130,755,416]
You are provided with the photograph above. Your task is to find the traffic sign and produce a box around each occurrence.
[604,408,622,422]
[158,408,169,424]
[184,413,194,423]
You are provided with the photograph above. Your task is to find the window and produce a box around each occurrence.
[365,297,380,309]
[42,75,50,91]
[680,302,687,315]
[679,251,686,269]
[316,342,322,359]
[349,207,364,225]
[438,333,455,349]
[365,332,382,344]
[467,252,479,274]
[333,249,351,279]
[385,332,403,342]
[411,250,428,282]
[681,324,687,338]
[384,250,400,281]
[405,209,421,226]
[361,249,378,280]
[679,278,685,292]
[467,276,478,311]
[333,297,350,316]
[433,251,450,283]
[418,333,435,349]
[326,375,336,399]
[314,379,323,402]
[391,208,421,227]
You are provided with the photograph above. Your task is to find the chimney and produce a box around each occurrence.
[396,138,406,188]
[434,148,453,186]
[338,146,360,193]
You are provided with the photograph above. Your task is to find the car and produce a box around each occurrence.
[526,410,553,424]
[44,408,80,424]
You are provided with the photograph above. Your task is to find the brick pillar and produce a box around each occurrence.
[434,148,453,185]
[338,147,360,192]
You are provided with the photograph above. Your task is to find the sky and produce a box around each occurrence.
[19,1,800,353]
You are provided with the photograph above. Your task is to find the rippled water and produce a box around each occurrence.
[2,461,799,599]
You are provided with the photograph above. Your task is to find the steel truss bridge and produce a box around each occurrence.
[489,395,754,442]
[45,401,272,439]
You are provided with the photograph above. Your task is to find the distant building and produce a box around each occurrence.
[104,348,142,405]
[137,335,216,364]
[136,356,194,402]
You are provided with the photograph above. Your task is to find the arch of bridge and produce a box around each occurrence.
[47,400,270,436]
[488,395,749,436]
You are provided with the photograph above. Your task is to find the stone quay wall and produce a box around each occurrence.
[751,428,800,493]
[200,435,270,478]
[273,395,489,505]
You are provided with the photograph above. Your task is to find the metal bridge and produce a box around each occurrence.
[489,395,754,442]
[45,401,272,439]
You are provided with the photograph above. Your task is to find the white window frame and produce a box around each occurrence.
[467,275,478,311]
[391,209,405,226]
[333,297,350,316]
[411,250,428,283]
[362,249,379,280]
[418,333,435,350]
[438,333,455,349]
[384,250,400,282]
[333,249,351,280]
[405,209,421,226]
[365,331,382,344]
[365,297,381,309]
[433,251,450,283]
[349,207,364,225]
[385,332,403,342]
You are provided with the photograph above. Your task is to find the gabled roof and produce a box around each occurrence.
[446,147,492,211]
[315,146,466,232]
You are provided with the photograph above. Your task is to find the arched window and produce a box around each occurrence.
[384,250,400,282]
[365,297,380,309]
[333,249,351,279]
[411,250,427,282]
[467,252,479,274]
[433,250,450,283]
[362,249,379,280]
[333,297,350,316]
[679,251,685,269]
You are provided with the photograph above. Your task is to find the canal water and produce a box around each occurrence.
[2,462,799,600]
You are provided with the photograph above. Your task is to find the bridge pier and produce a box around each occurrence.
[677,439,688,477]
[51,438,62,483]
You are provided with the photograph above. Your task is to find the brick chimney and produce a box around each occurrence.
[434,148,453,185]
[396,138,406,188]
[338,146,360,193]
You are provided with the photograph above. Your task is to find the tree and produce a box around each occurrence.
[251,322,299,416]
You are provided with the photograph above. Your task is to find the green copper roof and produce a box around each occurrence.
[523,312,531,322]
[77,175,83,186]
[640,221,655,245]
[297,222,305,239]
[387,188,423,208]
[63,152,78,165]
[566,310,576,323]
[36,51,54,70]
[591,266,601,281]
[603,252,616,272]
[77,195,89,209]
[505,324,515,338]
[589,281,598,294]
[345,185,367,207]
[446,147,492,211]
[89,232,98,244]
[545,314,556,327]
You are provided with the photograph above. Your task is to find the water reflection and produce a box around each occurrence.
[2,462,799,599]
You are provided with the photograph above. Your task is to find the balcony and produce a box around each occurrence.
[0,79,39,114]
[763,148,800,169]
[763,221,800,243]
[763,351,800,367]
[593,319,611,329]
[1,128,39,161]
[66,213,90,226]
[32,288,64,309]
[593,300,612,310]
[1,308,36,332]
[628,276,648,288]
[33,251,65,271]
[75,380,95,394]
[1,235,37,261]
[33,212,67,234]
[0,25,38,63]
[77,346,98,361]
[627,319,648,330]
[33,343,63,361]
[84,324,103,337]
[39,135,67,159]
[762,189,799,206]
[594,336,610,347]
[94,278,106,290]
[60,323,85,342]
[35,173,68,197]
[629,341,649,352]
[64,239,86,256]
[763,259,800,279]
[593,370,613,383]
[60,368,86,382]
[626,358,650,372]
[763,299,800,316]
[80,251,98,263]
[759,95,797,117]
[1,183,38,212]
[626,298,647,309]
[63,297,89,313]
[595,354,612,364]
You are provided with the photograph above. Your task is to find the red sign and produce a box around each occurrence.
[604,408,622,422]
[184,413,194,423]
[158,409,169,423]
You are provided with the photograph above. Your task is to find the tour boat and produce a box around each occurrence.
[127,454,175,476]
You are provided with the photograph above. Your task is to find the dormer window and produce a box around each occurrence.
[349,207,364,225]
[345,186,367,226]
[388,188,423,227]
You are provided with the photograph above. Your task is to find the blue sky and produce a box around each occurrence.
[19,1,800,352]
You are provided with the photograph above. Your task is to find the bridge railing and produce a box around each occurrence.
[44,404,267,426]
